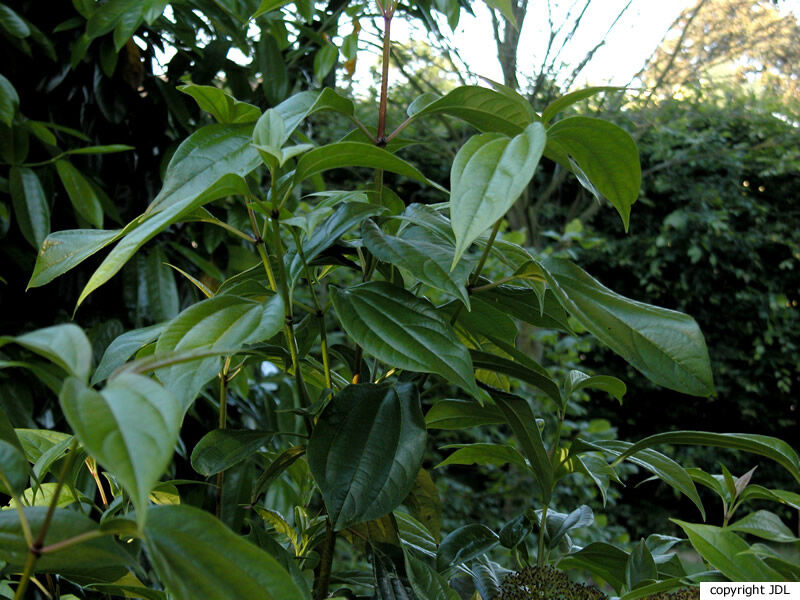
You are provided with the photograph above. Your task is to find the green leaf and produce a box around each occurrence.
[546,116,640,230]
[615,432,800,484]
[449,122,546,269]
[541,87,623,124]
[583,439,705,519]
[404,553,460,600]
[86,0,142,39]
[9,482,77,509]
[483,0,516,27]
[671,520,783,581]
[60,374,181,529]
[403,469,442,541]
[727,510,798,543]
[275,88,354,136]
[331,282,481,399]
[9,166,50,249]
[178,84,260,124]
[4,323,92,382]
[0,73,20,126]
[0,405,24,454]
[154,294,284,409]
[307,382,426,531]
[0,5,30,38]
[566,370,626,403]
[436,524,499,570]
[191,429,274,477]
[0,507,131,581]
[626,539,658,590]
[486,388,553,502]
[543,257,714,397]
[313,44,338,83]
[0,440,28,495]
[547,505,594,548]
[63,144,135,155]
[92,323,165,385]
[294,142,431,185]
[740,485,800,511]
[470,350,560,403]
[436,443,527,469]
[145,505,307,600]
[252,0,294,18]
[28,228,124,289]
[362,219,470,308]
[559,542,629,593]
[145,247,179,322]
[424,398,504,430]
[409,86,532,136]
[54,160,104,228]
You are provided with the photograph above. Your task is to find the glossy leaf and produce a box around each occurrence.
[307,382,426,531]
[178,83,260,124]
[4,323,92,382]
[191,429,274,477]
[489,388,553,502]
[362,219,470,307]
[543,257,714,397]
[470,350,560,403]
[10,166,50,249]
[404,553,460,600]
[672,520,783,581]
[449,122,545,268]
[144,505,307,600]
[615,431,800,484]
[55,159,104,228]
[331,282,481,398]
[0,507,131,580]
[294,142,430,185]
[436,443,527,469]
[559,542,629,593]
[547,116,640,229]
[541,86,623,124]
[727,510,798,543]
[547,505,594,548]
[436,524,499,570]
[60,374,182,528]
[566,370,626,403]
[92,323,165,384]
[154,294,284,409]
[409,86,532,136]
[424,398,504,430]
[626,539,658,590]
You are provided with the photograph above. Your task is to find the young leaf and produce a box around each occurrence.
[546,116,640,230]
[10,166,50,249]
[331,282,481,399]
[144,505,307,600]
[307,382,426,531]
[543,257,714,397]
[449,122,546,269]
[60,374,182,528]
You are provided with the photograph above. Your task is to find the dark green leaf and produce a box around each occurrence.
[86,0,142,39]
[191,429,274,477]
[559,542,629,593]
[4,323,92,382]
[294,142,431,185]
[0,440,28,495]
[60,374,181,528]
[541,87,623,124]
[9,166,49,249]
[252,0,294,18]
[547,505,594,548]
[489,388,553,502]
[0,5,30,38]
[331,282,481,399]
[436,524,499,570]
[424,398,504,430]
[145,247,179,322]
[449,122,546,268]
[0,73,20,126]
[178,83,260,124]
[307,382,426,531]
[144,505,307,600]
[543,257,714,397]
[404,553,460,600]
[470,350,560,403]
[436,443,527,468]
[626,539,658,590]
[54,160,104,228]
[546,117,640,229]
[727,510,798,543]
[0,507,131,581]
[92,323,165,385]
[566,370,626,403]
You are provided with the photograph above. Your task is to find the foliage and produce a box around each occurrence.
[1,1,799,600]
